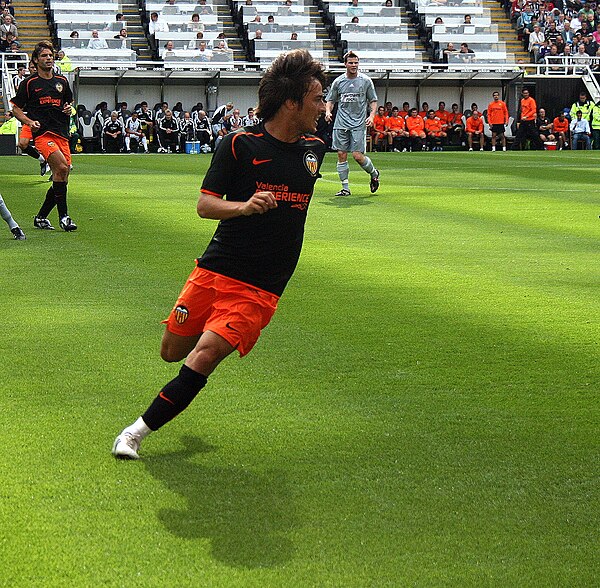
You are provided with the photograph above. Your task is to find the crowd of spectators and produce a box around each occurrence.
[0,0,19,53]
[511,0,600,67]
[366,90,600,151]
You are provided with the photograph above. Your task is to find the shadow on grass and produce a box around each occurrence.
[320,195,374,208]
[144,435,296,568]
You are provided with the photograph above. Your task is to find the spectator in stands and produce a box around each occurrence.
[125,111,149,153]
[552,112,569,149]
[188,32,205,49]
[178,111,195,151]
[213,32,228,49]
[385,107,408,152]
[405,108,426,151]
[561,20,575,45]
[573,41,593,71]
[162,40,176,59]
[12,65,26,88]
[68,31,83,49]
[347,0,363,17]
[0,1,14,18]
[447,103,465,146]
[0,13,16,42]
[380,0,395,17]
[188,13,204,32]
[459,43,476,63]
[106,13,127,32]
[512,88,541,150]
[196,0,214,15]
[158,109,180,152]
[424,110,446,151]
[56,50,74,73]
[346,16,360,32]
[102,111,125,153]
[163,0,180,15]
[114,28,130,49]
[148,12,169,60]
[196,40,213,61]
[212,40,232,60]
[466,110,485,150]
[0,6,14,27]
[194,110,212,147]
[536,107,555,144]
[570,110,592,148]
[442,42,457,64]
[265,15,278,33]
[88,30,109,50]
[290,32,298,40]
[487,91,509,151]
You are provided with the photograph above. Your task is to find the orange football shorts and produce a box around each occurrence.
[164,266,279,356]
[20,124,32,141]
[34,131,71,166]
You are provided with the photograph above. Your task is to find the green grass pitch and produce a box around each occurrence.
[0,151,598,587]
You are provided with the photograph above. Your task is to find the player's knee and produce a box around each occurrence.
[160,342,186,363]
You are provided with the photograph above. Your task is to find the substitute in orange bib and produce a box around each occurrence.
[511,88,542,150]
[112,50,329,460]
[424,110,447,151]
[11,41,77,231]
[466,110,485,151]
[487,91,509,151]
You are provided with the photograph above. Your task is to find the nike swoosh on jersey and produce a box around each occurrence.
[252,157,272,165]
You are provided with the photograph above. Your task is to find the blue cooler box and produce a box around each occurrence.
[185,141,200,154]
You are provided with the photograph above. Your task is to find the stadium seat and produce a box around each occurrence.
[78,110,100,153]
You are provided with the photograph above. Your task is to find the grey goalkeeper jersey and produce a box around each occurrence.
[326,72,378,130]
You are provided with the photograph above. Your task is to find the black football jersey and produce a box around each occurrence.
[11,73,73,139]
[198,124,326,296]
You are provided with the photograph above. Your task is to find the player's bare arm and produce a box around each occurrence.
[325,101,334,123]
[197,190,277,220]
[366,100,378,128]
[10,104,40,131]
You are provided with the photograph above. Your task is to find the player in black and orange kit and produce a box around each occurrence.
[113,49,328,459]
[11,41,77,231]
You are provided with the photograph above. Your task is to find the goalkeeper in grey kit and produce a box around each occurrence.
[325,51,380,196]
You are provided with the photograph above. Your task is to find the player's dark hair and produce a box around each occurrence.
[256,49,327,122]
[32,40,54,64]
[343,50,358,63]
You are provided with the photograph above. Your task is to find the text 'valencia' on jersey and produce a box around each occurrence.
[198,124,327,297]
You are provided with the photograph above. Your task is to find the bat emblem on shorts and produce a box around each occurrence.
[174,305,189,324]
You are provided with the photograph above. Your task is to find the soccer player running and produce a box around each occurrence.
[11,41,77,232]
[487,91,509,152]
[325,51,380,197]
[112,49,328,459]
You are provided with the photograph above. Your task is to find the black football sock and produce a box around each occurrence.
[142,364,208,431]
[23,145,42,160]
[52,181,68,218]
[37,186,56,219]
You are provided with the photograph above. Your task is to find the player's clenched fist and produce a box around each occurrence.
[241,191,278,216]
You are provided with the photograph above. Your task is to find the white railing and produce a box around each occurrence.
[1,53,28,112]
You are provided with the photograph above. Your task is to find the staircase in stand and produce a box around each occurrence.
[12,0,52,56]
[483,0,529,63]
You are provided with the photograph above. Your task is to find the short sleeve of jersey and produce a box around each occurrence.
[201,132,237,197]
[326,77,339,103]
[366,77,377,103]
[11,78,29,109]
[63,79,74,105]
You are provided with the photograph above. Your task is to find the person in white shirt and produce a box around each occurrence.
[88,30,108,50]
[242,106,259,126]
[148,11,169,59]
[570,110,591,149]
[125,112,149,153]
[197,40,212,61]
[12,65,26,88]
